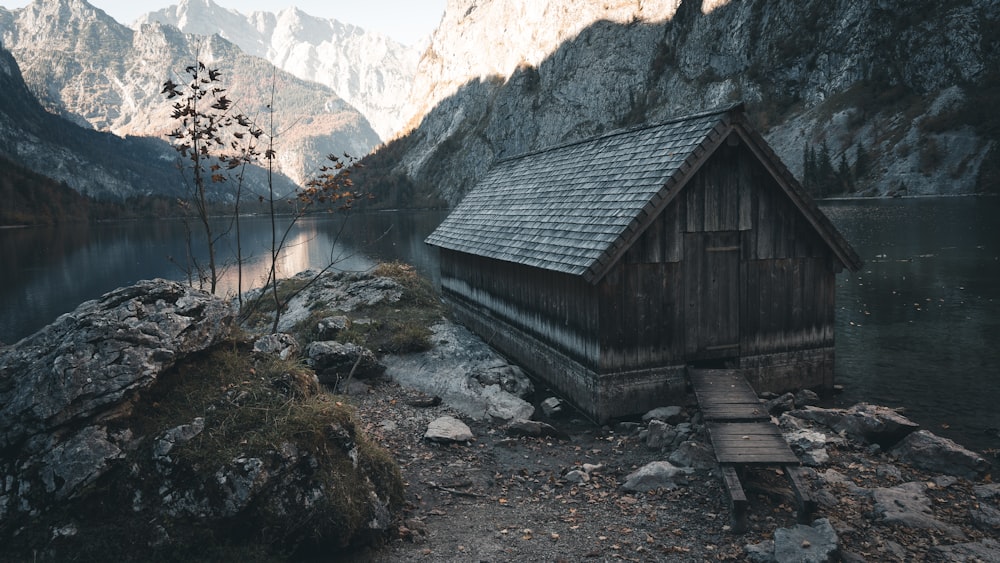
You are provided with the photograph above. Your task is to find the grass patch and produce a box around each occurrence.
[344,262,445,354]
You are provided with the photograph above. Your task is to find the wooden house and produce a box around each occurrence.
[426,104,861,422]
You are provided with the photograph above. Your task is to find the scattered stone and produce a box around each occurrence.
[252,332,300,360]
[645,419,676,450]
[316,315,350,340]
[471,364,534,398]
[772,518,840,563]
[621,461,692,492]
[791,403,920,448]
[615,422,641,435]
[563,469,589,484]
[668,440,716,469]
[506,419,569,441]
[541,396,564,417]
[642,405,687,424]
[872,481,967,539]
[764,392,795,415]
[783,427,830,466]
[305,340,384,383]
[481,384,535,421]
[743,539,776,562]
[425,416,474,443]
[794,389,821,408]
[890,429,990,479]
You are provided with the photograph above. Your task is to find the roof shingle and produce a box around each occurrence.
[426,106,737,277]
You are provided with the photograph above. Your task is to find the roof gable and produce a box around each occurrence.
[426,104,860,283]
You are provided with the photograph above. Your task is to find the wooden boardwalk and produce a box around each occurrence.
[689,368,815,532]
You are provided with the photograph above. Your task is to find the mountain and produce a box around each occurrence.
[360,0,1000,205]
[136,0,422,141]
[0,0,379,187]
[0,39,184,201]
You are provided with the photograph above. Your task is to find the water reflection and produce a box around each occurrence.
[0,211,447,345]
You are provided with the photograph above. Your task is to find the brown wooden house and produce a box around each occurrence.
[426,104,861,422]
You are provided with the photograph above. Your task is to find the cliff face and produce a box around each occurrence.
[1,0,379,187]
[137,0,422,141]
[372,0,999,205]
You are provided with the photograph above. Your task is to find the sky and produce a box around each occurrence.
[1,0,447,45]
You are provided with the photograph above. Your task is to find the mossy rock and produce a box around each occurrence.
[3,342,404,562]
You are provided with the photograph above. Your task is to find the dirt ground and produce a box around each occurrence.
[340,378,998,562]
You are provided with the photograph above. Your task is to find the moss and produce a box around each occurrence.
[3,340,404,561]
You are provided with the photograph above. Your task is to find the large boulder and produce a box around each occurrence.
[790,403,920,448]
[0,280,403,560]
[890,429,991,480]
[306,340,385,383]
[0,279,233,454]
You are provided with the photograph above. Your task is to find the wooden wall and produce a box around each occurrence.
[598,139,838,377]
[438,249,602,368]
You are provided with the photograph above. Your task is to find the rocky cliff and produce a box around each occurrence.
[137,0,422,141]
[365,0,999,205]
[0,0,379,187]
[0,39,190,200]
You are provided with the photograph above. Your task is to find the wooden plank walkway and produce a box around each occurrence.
[689,367,814,532]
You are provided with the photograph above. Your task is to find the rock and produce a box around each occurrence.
[645,419,676,450]
[794,389,821,408]
[425,416,474,443]
[263,271,403,333]
[642,405,687,424]
[506,419,569,441]
[791,403,920,448]
[540,396,564,417]
[970,501,1000,531]
[929,539,1000,560]
[482,384,535,421]
[783,427,831,467]
[615,421,642,434]
[305,340,385,383]
[765,392,796,415]
[668,440,717,469]
[0,279,233,454]
[743,539,776,562]
[890,429,990,479]
[773,518,840,563]
[563,469,589,483]
[383,321,534,421]
[872,481,967,539]
[471,364,534,398]
[621,461,692,492]
[0,279,402,558]
[251,333,299,360]
[316,315,350,340]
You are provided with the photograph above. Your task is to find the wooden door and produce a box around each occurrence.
[684,231,740,360]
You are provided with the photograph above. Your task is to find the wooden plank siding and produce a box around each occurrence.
[439,249,601,367]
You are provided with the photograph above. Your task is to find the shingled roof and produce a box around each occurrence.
[426,103,860,283]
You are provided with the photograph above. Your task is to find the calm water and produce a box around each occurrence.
[2,199,997,451]
[822,197,1000,452]
[0,211,447,346]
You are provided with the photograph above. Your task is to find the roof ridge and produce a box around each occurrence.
[493,102,745,165]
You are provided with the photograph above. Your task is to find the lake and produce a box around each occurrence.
[2,198,998,451]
